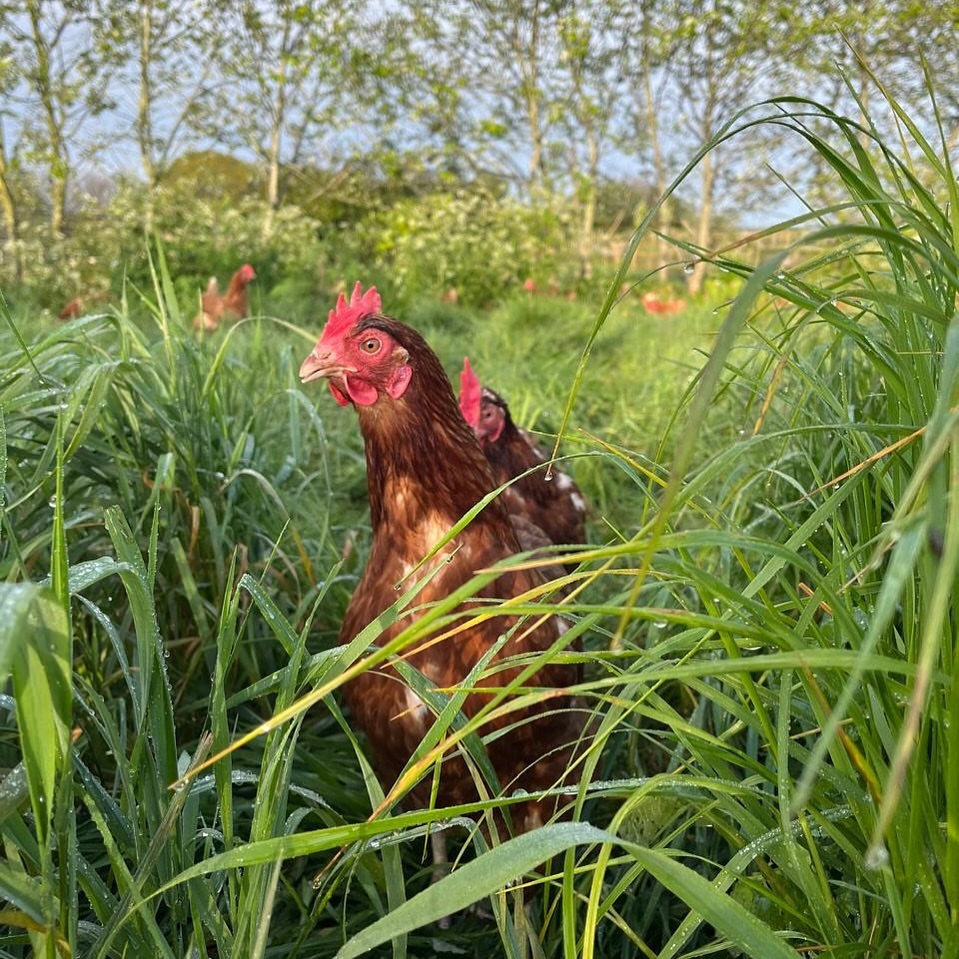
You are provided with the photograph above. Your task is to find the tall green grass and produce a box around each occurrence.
[1,58,957,959]
[558,56,958,957]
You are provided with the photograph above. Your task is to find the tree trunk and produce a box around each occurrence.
[527,86,544,189]
[28,0,69,238]
[49,169,67,238]
[521,0,546,193]
[640,4,669,269]
[264,105,283,238]
[0,124,21,283]
[579,126,598,278]
[263,104,283,239]
[137,0,157,232]
[685,10,719,298]
[263,18,290,239]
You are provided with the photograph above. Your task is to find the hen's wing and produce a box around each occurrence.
[490,427,588,556]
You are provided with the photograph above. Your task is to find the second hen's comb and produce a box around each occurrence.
[459,357,482,428]
[322,282,382,341]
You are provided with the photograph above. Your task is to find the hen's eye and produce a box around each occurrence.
[360,337,381,354]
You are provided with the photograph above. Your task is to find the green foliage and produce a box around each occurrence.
[94,184,336,310]
[165,151,259,204]
[358,189,577,306]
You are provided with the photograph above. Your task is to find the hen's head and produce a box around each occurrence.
[299,282,413,407]
[236,264,256,284]
[459,358,508,444]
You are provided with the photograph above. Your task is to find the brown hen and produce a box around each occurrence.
[459,359,588,563]
[192,264,256,332]
[299,284,587,838]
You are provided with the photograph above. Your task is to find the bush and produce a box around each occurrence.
[359,189,576,306]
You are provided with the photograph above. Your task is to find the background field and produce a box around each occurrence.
[2,55,959,959]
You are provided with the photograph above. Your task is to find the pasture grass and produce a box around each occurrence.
[1,64,958,959]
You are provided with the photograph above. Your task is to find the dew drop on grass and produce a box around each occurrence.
[864,843,889,871]
[683,261,696,275]
[0,765,27,801]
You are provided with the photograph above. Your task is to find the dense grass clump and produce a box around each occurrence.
[2,66,958,959]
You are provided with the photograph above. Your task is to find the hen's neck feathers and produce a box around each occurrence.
[493,416,537,468]
[353,316,513,537]
[227,270,249,294]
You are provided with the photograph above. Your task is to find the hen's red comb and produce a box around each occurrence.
[320,282,382,342]
[459,357,482,428]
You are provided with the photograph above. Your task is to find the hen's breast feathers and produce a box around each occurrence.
[339,514,581,809]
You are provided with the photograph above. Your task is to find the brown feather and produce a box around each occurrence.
[483,411,588,550]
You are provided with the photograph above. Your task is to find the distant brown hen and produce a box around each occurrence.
[192,264,256,332]
[58,290,109,320]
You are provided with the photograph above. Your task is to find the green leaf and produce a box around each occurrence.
[0,584,71,845]
[336,823,610,958]
[0,858,48,924]
[620,843,803,959]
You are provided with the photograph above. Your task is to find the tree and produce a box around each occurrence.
[216,0,362,238]
[4,0,113,238]
[770,2,959,208]
[629,0,786,293]
[98,0,226,231]
[407,0,568,196]
[612,0,679,272]
[0,119,21,282]
[0,15,21,280]
[554,1,627,270]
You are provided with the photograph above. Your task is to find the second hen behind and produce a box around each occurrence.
[459,359,588,565]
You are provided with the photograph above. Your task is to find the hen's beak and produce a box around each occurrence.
[300,348,341,383]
